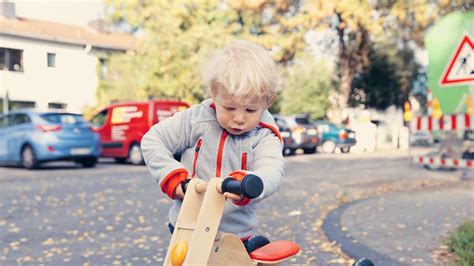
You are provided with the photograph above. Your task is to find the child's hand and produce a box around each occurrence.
[174,178,190,200]
[177,179,243,201]
[223,192,243,201]
[217,179,243,201]
[174,184,185,199]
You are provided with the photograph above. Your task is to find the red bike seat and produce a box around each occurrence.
[249,240,300,263]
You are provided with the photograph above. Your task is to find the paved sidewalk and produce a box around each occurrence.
[324,180,474,265]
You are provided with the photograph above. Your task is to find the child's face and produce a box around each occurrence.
[213,89,269,136]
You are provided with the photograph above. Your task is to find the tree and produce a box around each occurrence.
[281,59,334,120]
[97,51,150,105]
[351,47,403,110]
[102,0,240,105]
[226,0,307,65]
[101,0,471,116]
[302,1,383,120]
[101,0,312,106]
[302,0,470,117]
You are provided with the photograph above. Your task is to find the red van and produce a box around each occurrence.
[91,100,189,164]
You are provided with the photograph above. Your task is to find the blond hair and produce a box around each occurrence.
[202,40,281,103]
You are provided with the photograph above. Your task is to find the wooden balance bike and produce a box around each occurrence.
[164,174,300,265]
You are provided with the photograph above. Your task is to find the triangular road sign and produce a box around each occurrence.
[440,34,474,86]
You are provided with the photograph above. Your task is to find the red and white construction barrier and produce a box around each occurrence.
[413,156,473,169]
[411,113,473,132]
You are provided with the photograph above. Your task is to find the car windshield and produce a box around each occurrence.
[40,113,85,124]
[316,121,338,127]
[294,117,312,125]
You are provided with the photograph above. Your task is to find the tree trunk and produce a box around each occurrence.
[328,59,355,123]
[328,14,370,123]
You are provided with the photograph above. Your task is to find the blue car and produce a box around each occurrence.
[313,120,356,153]
[0,110,101,169]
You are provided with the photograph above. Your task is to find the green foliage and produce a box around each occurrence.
[97,52,150,104]
[281,59,334,120]
[448,220,474,266]
[227,0,307,65]
[100,0,307,107]
[387,0,471,46]
[99,0,471,115]
[303,1,384,112]
[268,94,282,114]
[302,0,470,110]
[101,0,239,105]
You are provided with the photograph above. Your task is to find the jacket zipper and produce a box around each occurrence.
[215,130,228,177]
[241,152,248,171]
[192,138,203,177]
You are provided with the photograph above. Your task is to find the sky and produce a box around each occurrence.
[11,0,104,26]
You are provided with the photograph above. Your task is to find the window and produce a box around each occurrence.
[0,47,23,72]
[0,99,4,114]
[47,53,55,67]
[48,102,67,109]
[0,50,5,70]
[40,113,85,124]
[9,101,35,110]
[11,114,31,126]
[317,125,329,133]
[99,58,108,78]
[91,109,108,128]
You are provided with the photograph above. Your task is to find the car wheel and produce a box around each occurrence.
[303,147,317,154]
[114,158,127,164]
[128,143,144,165]
[283,148,295,156]
[340,147,351,153]
[322,141,336,153]
[21,145,39,169]
[79,158,98,168]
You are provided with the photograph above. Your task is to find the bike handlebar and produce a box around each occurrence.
[221,174,263,199]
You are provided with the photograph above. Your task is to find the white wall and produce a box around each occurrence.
[0,34,100,113]
[13,0,105,27]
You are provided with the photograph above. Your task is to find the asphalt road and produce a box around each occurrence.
[0,150,463,265]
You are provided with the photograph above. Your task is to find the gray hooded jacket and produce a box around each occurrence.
[141,99,284,237]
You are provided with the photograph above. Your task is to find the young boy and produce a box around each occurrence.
[141,39,284,252]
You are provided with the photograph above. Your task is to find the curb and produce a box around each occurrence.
[322,199,405,266]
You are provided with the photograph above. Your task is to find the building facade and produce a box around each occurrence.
[0,1,135,114]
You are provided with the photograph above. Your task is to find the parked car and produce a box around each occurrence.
[91,100,189,164]
[410,131,434,147]
[462,148,474,160]
[463,129,474,141]
[273,114,319,155]
[313,120,356,153]
[462,130,474,160]
[273,115,296,156]
[0,110,101,169]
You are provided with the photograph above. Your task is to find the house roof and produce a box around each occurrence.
[0,16,137,51]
